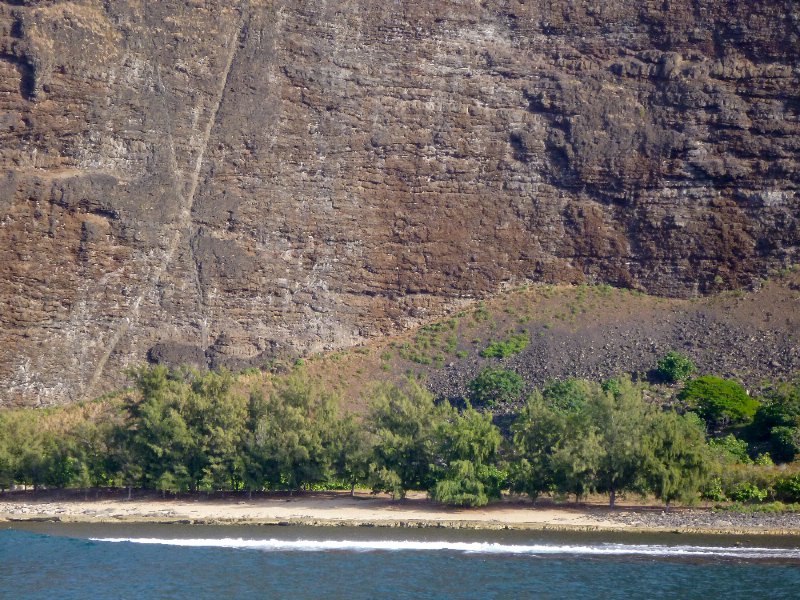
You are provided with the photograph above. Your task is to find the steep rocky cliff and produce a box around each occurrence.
[1,0,798,405]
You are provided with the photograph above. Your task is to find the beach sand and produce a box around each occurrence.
[2,491,799,534]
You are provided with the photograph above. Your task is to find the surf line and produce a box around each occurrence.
[90,538,800,558]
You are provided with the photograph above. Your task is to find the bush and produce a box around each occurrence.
[480,334,529,359]
[468,368,524,406]
[750,381,800,462]
[655,351,696,383]
[708,434,752,464]
[770,426,800,463]
[542,379,592,413]
[728,482,769,503]
[719,501,800,514]
[753,380,800,434]
[700,477,726,502]
[754,452,774,466]
[679,376,759,430]
[430,462,506,507]
[775,475,800,503]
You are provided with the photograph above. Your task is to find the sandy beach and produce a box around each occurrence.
[2,491,799,535]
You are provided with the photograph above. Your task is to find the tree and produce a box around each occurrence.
[107,421,143,499]
[123,365,195,494]
[549,422,603,502]
[183,369,247,491]
[246,372,338,492]
[0,411,21,490]
[515,378,650,507]
[468,367,524,407]
[644,411,710,508]
[752,380,800,462]
[241,390,269,495]
[70,417,118,489]
[510,393,562,500]
[430,405,504,507]
[654,351,696,383]
[584,378,652,508]
[4,410,49,490]
[769,426,800,463]
[679,376,759,430]
[41,431,82,489]
[368,381,443,498]
[330,414,372,496]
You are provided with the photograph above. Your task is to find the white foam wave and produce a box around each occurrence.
[89,537,800,559]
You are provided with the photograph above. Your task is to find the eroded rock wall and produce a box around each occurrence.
[1,0,798,404]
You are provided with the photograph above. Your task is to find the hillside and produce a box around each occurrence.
[1,0,798,405]
[240,270,800,413]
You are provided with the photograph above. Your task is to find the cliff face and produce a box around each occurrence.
[1,0,798,405]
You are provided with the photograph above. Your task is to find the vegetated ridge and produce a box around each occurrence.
[266,270,800,413]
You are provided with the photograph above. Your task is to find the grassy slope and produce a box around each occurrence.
[239,268,800,413]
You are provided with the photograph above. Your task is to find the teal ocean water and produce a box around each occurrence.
[2,524,800,599]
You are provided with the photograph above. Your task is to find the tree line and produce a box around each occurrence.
[1,363,799,508]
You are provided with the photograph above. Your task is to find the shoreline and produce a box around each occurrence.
[2,491,800,536]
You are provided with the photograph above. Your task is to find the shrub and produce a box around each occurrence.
[542,379,592,413]
[468,367,524,406]
[719,501,800,513]
[480,333,529,359]
[708,434,752,464]
[430,462,506,507]
[769,426,800,463]
[700,477,726,502]
[754,452,774,466]
[655,351,696,383]
[728,482,769,503]
[753,380,800,435]
[775,475,800,503]
[679,376,759,430]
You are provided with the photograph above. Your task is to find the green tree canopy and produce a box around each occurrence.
[510,392,569,500]
[679,376,759,430]
[752,380,800,462]
[123,365,195,493]
[644,411,710,507]
[245,372,339,492]
[430,405,504,507]
[368,381,444,498]
[584,377,653,507]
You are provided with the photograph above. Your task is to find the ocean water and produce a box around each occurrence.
[2,524,800,599]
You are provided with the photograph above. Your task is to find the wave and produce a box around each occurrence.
[89,537,800,559]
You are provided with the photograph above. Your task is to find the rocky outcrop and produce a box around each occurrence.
[1,0,798,405]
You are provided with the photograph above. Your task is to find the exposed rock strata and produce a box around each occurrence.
[0,1,798,404]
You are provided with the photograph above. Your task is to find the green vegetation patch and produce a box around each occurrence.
[679,376,759,430]
[654,351,696,383]
[2,359,800,513]
[468,367,524,406]
[480,333,529,358]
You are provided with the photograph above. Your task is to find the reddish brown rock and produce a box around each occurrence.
[0,0,798,405]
